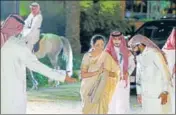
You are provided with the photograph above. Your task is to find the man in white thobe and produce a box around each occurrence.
[21,2,43,89]
[21,2,42,51]
[108,49,135,114]
[128,35,172,114]
[162,28,176,114]
[171,65,176,114]
[106,31,136,114]
[1,15,76,114]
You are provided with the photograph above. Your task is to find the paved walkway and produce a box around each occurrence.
[27,95,142,114]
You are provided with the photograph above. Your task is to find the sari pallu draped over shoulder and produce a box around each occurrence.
[80,51,120,114]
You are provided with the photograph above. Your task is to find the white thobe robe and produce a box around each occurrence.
[1,36,66,114]
[136,47,171,114]
[171,72,175,114]
[108,47,135,114]
[21,13,42,50]
[162,49,175,75]
[162,49,175,114]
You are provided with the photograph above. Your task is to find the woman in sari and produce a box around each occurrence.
[80,34,120,114]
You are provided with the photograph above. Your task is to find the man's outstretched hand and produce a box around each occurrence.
[64,72,77,83]
[65,76,77,83]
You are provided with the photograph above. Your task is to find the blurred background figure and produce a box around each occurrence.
[22,2,42,51]
[162,27,176,114]
[21,2,43,90]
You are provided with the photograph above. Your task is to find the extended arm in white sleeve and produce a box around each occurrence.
[22,47,66,82]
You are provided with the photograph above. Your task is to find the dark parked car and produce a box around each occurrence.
[127,18,176,93]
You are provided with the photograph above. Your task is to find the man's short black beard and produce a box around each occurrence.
[132,46,141,56]
[114,43,120,47]
[135,50,141,56]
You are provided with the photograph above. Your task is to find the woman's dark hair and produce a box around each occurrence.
[90,34,106,46]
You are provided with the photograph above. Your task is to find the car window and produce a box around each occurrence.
[136,24,173,48]
[137,25,158,38]
[151,26,173,48]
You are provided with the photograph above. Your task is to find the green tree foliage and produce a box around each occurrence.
[80,1,132,53]
[80,1,93,9]
[19,1,30,17]
[81,3,131,34]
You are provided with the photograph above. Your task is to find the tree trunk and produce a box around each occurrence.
[120,0,126,20]
[65,1,81,55]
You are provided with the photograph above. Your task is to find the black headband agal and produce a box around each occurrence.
[111,32,122,37]
[10,15,25,25]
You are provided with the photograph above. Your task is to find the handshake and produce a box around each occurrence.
[64,71,77,83]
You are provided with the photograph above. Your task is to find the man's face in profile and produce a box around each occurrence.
[132,44,142,56]
[31,6,39,15]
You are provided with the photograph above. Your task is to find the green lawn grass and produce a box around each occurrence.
[27,82,81,101]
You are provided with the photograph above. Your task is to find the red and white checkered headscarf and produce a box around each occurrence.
[105,31,129,75]
[163,27,176,50]
[128,34,161,51]
[128,34,168,63]
[1,14,24,48]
